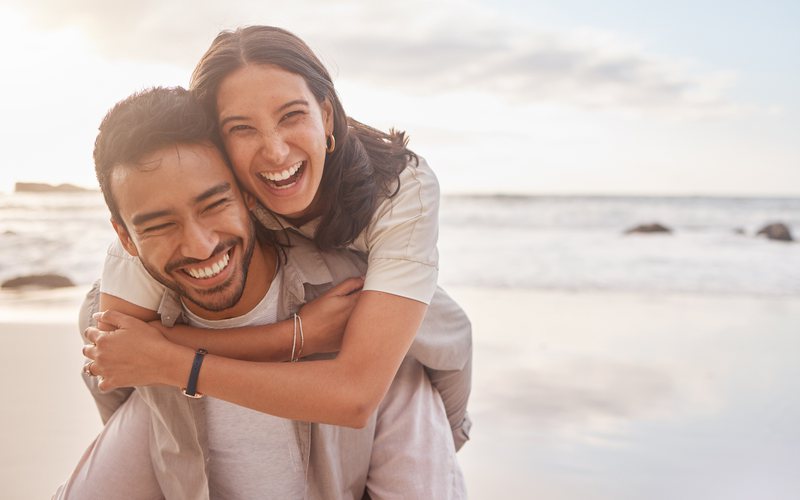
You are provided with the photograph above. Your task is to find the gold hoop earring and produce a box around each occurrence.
[326,133,336,153]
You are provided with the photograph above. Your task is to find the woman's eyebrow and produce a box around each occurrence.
[277,99,309,112]
[219,114,248,129]
[219,99,309,129]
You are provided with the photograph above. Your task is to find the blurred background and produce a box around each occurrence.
[1,1,798,499]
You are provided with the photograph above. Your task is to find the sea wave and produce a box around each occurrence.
[2,192,798,296]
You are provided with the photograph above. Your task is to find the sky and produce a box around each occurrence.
[1,0,798,195]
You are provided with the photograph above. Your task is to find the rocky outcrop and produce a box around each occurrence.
[14,182,93,193]
[624,223,672,235]
[756,223,793,242]
[1,274,75,289]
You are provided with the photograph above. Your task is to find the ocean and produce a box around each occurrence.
[3,190,800,499]
[2,191,799,296]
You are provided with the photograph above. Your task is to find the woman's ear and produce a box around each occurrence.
[111,218,139,257]
[322,98,334,133]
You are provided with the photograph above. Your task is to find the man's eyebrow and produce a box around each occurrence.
[194,182,232,204]
[218,99,309,129]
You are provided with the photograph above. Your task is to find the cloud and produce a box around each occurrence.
[10,0,743,117]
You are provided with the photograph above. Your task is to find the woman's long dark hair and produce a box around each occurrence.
[190,26,417,250]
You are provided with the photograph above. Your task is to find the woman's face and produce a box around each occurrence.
[215,64,332,222]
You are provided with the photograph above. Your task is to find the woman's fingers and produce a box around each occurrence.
[84,326,104,344]
[92,309,128,329]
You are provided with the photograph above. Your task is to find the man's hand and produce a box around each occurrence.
[298,277,363,355]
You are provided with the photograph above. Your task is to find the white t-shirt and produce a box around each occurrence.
[182,271,305,500]
[100,157,440,309]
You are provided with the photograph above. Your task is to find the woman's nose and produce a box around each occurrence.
[259,129,290,165]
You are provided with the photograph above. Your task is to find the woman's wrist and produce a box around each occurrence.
[159,343,198,388]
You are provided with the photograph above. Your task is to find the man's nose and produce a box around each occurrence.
[180,218,219,261]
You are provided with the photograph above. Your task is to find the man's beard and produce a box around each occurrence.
[141,225,257,313]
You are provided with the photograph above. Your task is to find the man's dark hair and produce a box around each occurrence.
[93,86,223,222]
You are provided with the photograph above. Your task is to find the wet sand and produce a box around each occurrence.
[3,286,800,499]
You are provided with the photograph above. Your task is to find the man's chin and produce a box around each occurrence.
[176,274,247,313]
[146,269,245,315]
[182,290,242,313]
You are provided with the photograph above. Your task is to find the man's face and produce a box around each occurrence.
[111,143,256,315]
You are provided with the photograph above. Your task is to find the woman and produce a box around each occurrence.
[86,26,471,444]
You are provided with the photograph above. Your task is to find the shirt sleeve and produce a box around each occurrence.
[99,239,165,311]
[359,157,440,305]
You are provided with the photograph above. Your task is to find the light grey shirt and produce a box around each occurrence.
[183,271,305,499]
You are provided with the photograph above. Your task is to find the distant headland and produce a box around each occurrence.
[14,182,95,193]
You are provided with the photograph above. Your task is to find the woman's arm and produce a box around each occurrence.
[86,290,425,428]
[95,277,361,363]
[98,293,159,330]
[154,278,362,361]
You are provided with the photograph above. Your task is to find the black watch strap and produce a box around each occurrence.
[182,348,208,398]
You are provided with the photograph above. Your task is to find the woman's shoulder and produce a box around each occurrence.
[376,155,439,221]
[356,155,441,257]
[399,155,439,195]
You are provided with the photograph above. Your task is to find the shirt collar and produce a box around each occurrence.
[251,203,321,240]
[156,232,334,327]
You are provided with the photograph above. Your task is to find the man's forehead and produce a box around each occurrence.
[111,143,235,220]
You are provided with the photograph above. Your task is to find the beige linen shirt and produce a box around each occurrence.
[81,233,467,498]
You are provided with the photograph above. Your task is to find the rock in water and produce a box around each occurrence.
[756,223,793,242]
[624,223,672,235]
[1,274,75,289]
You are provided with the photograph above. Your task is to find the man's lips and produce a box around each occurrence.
[180,250,231,279]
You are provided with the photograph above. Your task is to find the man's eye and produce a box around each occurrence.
[143,223,173,233]
[205,199,230,212]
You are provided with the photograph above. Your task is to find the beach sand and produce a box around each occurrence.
[2,286,799,499]
[1,287,103,500]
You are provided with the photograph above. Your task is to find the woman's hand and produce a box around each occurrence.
[83,309,188,391]
[298,277,363,355]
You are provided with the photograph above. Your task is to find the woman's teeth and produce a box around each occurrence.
[184,251,230,279]
[259,161,303,188]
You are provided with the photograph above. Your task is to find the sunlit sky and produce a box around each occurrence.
[1,0,798,195]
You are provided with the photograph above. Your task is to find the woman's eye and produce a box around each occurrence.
[282,110,305,122]
[228,124,252,133]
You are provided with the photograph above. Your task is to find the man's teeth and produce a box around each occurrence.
[185,252,230,279]
[259,162,302,182]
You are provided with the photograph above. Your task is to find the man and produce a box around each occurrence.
[56,87,464,499]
